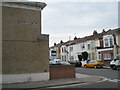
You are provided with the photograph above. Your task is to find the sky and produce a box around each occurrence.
[41,0,118,47]
[2,0,119,47]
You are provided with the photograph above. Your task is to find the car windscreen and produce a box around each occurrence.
[98,61,103,62]
[116,55,120,60]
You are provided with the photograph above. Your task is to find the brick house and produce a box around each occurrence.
[97,28,120,66]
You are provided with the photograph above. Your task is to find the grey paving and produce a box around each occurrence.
[2,73,105,89]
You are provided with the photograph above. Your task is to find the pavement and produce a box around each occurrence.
[103,66,111,69]
[2,73,106,89]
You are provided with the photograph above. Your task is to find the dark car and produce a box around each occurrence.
[68,60,82,67]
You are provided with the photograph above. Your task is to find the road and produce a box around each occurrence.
[76,67,119,80]
[46,67,120,89]
[3,67,119,90]
[68,67,120,88]
[67,67,119,88]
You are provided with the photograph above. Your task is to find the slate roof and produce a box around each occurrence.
[50,28,120,48]
[63,31,107,46]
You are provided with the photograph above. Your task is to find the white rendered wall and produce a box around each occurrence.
[1,72,49,84]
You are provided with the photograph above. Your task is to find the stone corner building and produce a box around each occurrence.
[2,2,49,83]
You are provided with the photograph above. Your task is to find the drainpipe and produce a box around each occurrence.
[113,34,118,58]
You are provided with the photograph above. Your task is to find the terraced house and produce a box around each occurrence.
[60,30,106,62]
[2,2,49,84]
[60,28,120,66]
[49,41,63,60]
[97,28,120,66]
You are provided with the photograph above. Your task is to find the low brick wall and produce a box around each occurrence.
[50,65,75,79]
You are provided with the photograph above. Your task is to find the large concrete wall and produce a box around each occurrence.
[2,5,49,74]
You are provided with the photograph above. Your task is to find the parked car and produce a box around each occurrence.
[68,60,82,67]
[84,60,104,68]
[110,54,120,70]
[49,59,71,65]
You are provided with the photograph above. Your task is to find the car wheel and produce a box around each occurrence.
[94,65,97,69]
[112,65,117,70]
[117,67,120,70]
[84,65,87,68]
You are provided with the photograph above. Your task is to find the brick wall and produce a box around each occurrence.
[101,50,113,61]
[2,4,49,74]
[3,40,49,74]
[2,6,41,41]
[50,65,75,79]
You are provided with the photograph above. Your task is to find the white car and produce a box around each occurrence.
[110,54,120,70]
[49,59,70,65]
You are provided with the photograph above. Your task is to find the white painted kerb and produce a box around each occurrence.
[1,72,49,84]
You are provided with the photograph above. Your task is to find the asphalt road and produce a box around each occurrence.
[75,67,120,80]
[3,67,119,90]
[45,67,120,89]
[59,67,120,88]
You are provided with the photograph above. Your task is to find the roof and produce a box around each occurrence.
[63,28,120,46]
[2,2,47,10]
[104,28,120,35]
[50,43,63,48]
[50,28,120,48]
[63,31,107,46]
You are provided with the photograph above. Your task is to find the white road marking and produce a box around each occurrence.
[107,78,120,82]
[47,78,119,88]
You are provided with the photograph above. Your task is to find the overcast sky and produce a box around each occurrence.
[2,0,119,47]
[41,1,118,47]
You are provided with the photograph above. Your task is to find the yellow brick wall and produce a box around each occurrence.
[2,5,49,74]
[2,6,41,41]
[2,40,49,74]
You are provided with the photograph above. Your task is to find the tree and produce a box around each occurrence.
[82,51,88,61]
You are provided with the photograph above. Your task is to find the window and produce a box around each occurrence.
[69,47,73,52]
[98,52,101,61]
[88,44,90,50]
[62,55,66,60]
[64,47,66,52]
[103,35,114,47]
[104,38,109,47]
[62,47,63,52]
[88,53,94,60]
[98,54,101,60]
[109,38,113,47]
[92,53,94,60]
[62,55,64,60]
[81,44,85,49]
[70,56,74,60]
[64,55,66,60]
[104,53,111,60]
[88,53,91,60]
